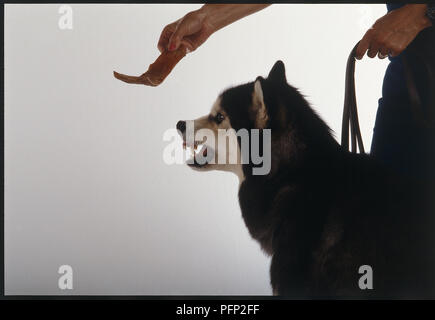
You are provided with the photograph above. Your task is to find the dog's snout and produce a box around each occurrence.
[177,120,186,133]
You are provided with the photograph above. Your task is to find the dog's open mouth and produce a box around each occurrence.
[182,140,213,168]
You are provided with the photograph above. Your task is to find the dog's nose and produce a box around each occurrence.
[176,120,186,133]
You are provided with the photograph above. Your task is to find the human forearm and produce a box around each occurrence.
[199,4,272,33]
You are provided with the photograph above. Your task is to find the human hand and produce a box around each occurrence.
[157,9,215,53]
[356,4,432,59]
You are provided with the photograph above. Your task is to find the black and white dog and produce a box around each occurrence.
[176,61,435,298]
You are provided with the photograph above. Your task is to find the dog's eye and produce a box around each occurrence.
[215,113,225,124]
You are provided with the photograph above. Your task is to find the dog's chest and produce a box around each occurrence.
[237,181,274,252]
[238,180,299,255]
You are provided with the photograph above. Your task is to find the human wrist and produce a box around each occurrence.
[404,4,432,29]
[198,4,223,34]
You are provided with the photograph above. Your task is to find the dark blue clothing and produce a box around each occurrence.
[370,4,435,181]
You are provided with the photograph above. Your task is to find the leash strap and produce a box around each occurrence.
[341,42,365,154]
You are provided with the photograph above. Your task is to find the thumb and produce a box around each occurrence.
[168,14,202,51]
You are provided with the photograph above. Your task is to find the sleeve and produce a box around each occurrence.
[427,2,435,21]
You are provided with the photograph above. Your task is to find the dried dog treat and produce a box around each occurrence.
[113,45,187,86]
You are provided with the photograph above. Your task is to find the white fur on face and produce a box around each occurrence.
[210,97,222,118]
[188,96,245,183]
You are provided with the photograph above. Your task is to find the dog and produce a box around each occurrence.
[176,61,435,298]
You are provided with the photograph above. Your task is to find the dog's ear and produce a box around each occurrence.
[267,60,286,84]
[251,78,268,128]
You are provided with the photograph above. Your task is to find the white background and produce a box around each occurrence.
[5,4,388,295]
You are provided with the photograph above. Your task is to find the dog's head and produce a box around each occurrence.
[177,60,334,180]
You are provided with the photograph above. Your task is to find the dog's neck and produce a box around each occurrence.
[241,135,343,183]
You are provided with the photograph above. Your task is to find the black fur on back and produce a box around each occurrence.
[219,61,435,298]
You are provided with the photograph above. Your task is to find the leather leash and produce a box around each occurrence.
[341,42,365,154]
